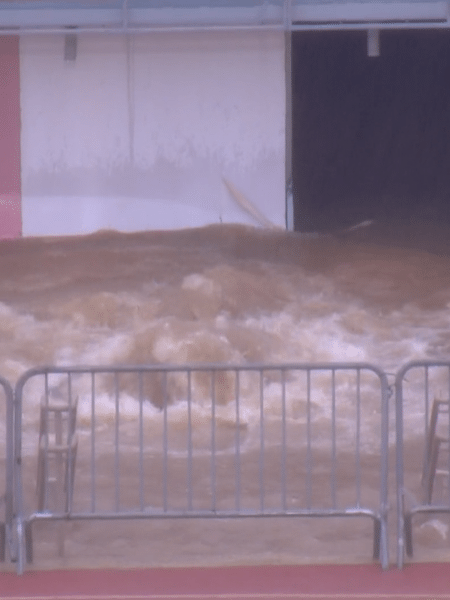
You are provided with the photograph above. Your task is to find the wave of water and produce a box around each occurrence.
[0,222,449,428]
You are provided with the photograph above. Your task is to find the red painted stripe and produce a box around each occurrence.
[0,36,21,238]
[3,596,450,600]
[2,564,450,599]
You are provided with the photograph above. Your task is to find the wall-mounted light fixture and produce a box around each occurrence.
[64,30,77,61]
[367,28,380,57]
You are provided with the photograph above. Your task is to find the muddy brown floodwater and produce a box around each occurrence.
[2,219,450,570]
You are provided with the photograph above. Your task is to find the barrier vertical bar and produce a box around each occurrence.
[281,369,287,511]
[259,369,265,512]
[447,367,450,507]
[1,377,14,563]
[306,369,312,509]
[114,373,120,512]
[395,365,406,568]
[67,373,75,513]
[138,372,144,511]
[187,370,193,512]
[14,370,30,572]
[162,371,168,513]
[355,368,361,508]
[90,371,96,514]
[331,369,337,509]
[378,368,390,569]
[210,370,216,513]
[234,370,241,513]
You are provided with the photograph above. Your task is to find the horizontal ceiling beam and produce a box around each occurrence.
[0,1,447,34]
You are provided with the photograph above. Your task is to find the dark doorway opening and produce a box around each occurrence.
[292,29,450,233]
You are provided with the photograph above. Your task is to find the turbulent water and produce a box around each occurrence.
[2,220,450,569]
[2,220,450,381]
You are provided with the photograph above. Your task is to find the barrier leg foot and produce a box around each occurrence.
[25,521,33,564]
[372,519,381,560]
[404,514,414,557]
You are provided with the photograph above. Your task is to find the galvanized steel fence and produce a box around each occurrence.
[12,362,390,572]
[8,358,450,572]
[395,360,450,568]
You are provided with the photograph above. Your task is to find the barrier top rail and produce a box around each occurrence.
[15,361,390,374]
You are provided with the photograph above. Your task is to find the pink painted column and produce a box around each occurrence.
[0,36,21,238]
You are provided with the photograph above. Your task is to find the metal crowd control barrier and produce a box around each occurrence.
[395,360,450,568]
[14,362,390,572]
[0,375,14,563]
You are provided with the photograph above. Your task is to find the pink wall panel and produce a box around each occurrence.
[0,36,21,238]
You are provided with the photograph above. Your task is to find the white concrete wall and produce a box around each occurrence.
[19,30,286,236]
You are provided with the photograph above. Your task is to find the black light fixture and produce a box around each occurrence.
[367,28,380,57]
[64,29,77,62]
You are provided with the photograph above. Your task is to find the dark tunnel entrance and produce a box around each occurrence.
[292,29,450,234]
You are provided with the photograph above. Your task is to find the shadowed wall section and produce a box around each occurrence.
[0,36,21,238]
[292,30,450,233]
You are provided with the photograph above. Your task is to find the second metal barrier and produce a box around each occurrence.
[396,360,450,568]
